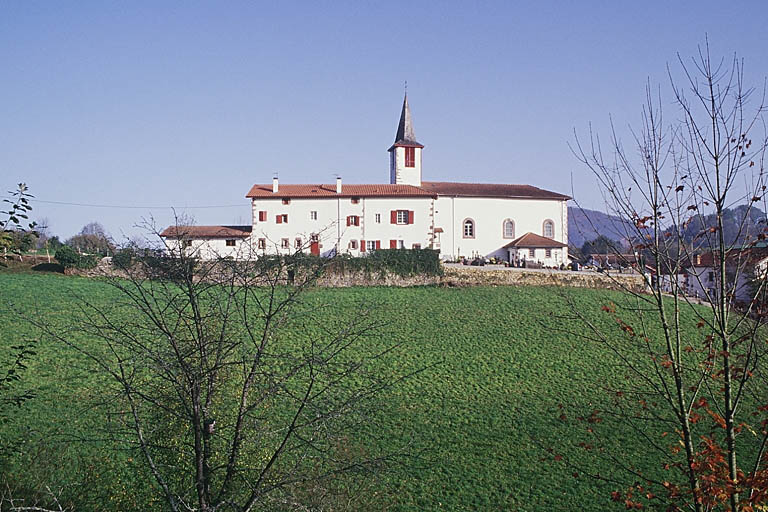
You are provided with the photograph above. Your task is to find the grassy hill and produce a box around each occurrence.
[0,272,701,510]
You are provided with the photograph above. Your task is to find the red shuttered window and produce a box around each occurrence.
[405,147,415,167]
[258,211,267,222]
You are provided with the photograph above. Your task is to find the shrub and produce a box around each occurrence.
[367,249,443,277]
[54,245,79,269]
[55,245,98,270]
[76,254,98,269]
[112,248,134,269]
[31,262,65,273]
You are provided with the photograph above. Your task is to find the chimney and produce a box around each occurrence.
[272,176,279,193]
[695,254,701,265]
[336,176,342,194]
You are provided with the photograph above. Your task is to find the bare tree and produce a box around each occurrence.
[562,41,768,511]
[26,223,410,511]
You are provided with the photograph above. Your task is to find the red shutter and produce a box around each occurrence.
[390,210,397,224]
[355,216,360,226]
[259,211,267,222]
[375,240,381,250]
[408,210,414,224]
[360,240,366,252]
[346,216,351,227]
[390,240,397,249]
[276,215,282,224]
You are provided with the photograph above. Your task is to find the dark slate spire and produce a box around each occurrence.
[390,94,424,150]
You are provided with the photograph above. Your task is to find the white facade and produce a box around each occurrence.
[165,236,252,260]
[433,196,568,261]
[249,194,433,257]
[389,146,422,186]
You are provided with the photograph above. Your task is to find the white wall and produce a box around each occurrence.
[165,237,252,260]
[249,196,433,256]
[434,196,568,261]
[389,146,422,186]
[508,247,567,267]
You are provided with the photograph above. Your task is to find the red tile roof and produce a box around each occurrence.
[503,232,567,248]
[246,183,435,199]
[160,225,252,238]
[420,181,571,200]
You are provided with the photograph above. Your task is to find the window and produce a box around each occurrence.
[182,240,192,248]
[405,147,415,167]
[349,240,358,250]
[545,248,552,258]
[391,210,413,225]
[346,215,360,227]
[282,198,291,205]
[294,238,302,249]
[463,219,475,238]
[257,238,266,250]
[225,239,236,247]
[543,220,555,238]
[397,240,405,249]
[412,243,421,249]
[310,233,319,243]
[375,213,381,223]
[281,238,290,249]
[503,219,515,239]
[529,248,535,258]
[258,211,267,222]
[351,197,360,204]
[707,271,715,282]
[276,214,288,224]
[366,240,379,252]
[310,211,318,221]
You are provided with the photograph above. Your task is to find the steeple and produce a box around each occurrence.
[388,93,424,186]
[390,94,424,149]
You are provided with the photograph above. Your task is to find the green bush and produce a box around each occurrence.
[367,248,443,277]
[54,245,79,269]
[76,254,98,269]
[112,248,134,269]
[31,262,65,273]
[55,245,99,270]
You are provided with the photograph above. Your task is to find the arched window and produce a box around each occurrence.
[463,219,475,238]
[503,219,515,239]
[543,219,555,239]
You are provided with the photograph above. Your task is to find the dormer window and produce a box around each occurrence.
[405,147,415,167]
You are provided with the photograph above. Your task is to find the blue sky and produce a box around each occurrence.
[2,1,767,239]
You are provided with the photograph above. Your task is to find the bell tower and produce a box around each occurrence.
[388,94,424,186]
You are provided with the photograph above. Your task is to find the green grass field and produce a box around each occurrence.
[0,271,698,510]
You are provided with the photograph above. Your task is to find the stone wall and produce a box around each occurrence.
[315,266,647,292]
[72,259,647,293]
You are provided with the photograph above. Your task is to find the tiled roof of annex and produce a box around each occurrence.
[246,183,435,199]
[420,182,571,200]
[503,232,567,248]
[160,225,252,238]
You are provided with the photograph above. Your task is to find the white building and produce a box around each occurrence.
[163,95,571,264]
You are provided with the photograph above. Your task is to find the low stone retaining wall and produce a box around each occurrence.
[441,266,647,293]
[70,259,647,292]
[315,266,647,292]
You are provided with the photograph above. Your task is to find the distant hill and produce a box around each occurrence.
[568,205,767,249]
[568,207,633,248]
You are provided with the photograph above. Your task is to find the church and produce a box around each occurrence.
[162,96,571,265]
